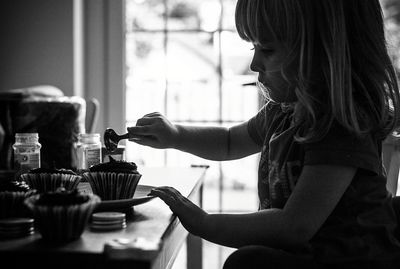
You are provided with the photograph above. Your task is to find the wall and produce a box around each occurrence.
[0,0,126,136]
[0,0,74,95]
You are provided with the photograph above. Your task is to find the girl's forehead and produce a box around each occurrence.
[235,0,281,46]
[254,25,278,44]
[253,37,279,47]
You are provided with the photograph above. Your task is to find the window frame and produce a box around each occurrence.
[82,0,126,136]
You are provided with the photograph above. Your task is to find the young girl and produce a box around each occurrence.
[127,0,400,268]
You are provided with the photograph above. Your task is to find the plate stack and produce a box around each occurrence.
[0,218,34,239]
[90,212,126,231]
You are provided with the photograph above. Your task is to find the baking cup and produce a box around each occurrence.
[20,173,81,193]
[0,190,37,219]
[83,172,141,200]
[24,193,101,243]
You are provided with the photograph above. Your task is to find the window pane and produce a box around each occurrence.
[124,133,166,166]
[126,0,166,31]
[126,33,165,81]
[222,0,237,30]
[220,31,253,77]
[196,0,222,32]
[167,80,220,121]
[166,32,220,121]
[220,31,259,121]
[126,33,166,122]
[222,81,259,122]
[126,80,165,122]
[167,0,202,30]
[221,156,259,211]
[166,32,218,80]
[167,0,223,31]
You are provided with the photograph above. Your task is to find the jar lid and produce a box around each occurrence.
[79,133,100,138]
[78,133,101,143]
[14,133,40,143]
[15,133,39,138]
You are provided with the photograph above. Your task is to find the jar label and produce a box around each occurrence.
[86,148,101,168]
[14,146,38,154]
[14,153,41,173]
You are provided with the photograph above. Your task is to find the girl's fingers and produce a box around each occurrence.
[149,187,179,199]
[136,117,156,126]
[149,187,184,208]
[127,115,159,134]
[142,112,162,117]
[154,186,183,198]
[149,189,177,207]
[128,125,154,135]
[129,136,158,146]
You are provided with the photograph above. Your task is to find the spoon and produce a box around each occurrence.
[104,128,130,152]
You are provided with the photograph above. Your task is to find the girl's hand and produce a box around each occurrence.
[148,186,208,237]
[127,112,179,149]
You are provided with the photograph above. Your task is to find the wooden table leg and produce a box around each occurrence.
[186,183,203,269]
[187,234,202,269]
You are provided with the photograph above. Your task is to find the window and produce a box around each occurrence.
[125,0,262,214]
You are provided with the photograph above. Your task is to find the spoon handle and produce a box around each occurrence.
[120,133,130,140]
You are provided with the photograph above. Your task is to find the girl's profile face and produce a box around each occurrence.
[250,42,297,103]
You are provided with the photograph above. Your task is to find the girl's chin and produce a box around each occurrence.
[256,81,297,103]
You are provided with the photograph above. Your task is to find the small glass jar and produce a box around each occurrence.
[13,133,42,175]
[76,133,102,170]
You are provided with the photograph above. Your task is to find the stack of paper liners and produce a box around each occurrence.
[0,218,34,239]
[90,212,127,231]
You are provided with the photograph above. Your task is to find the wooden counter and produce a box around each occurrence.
[0,166,208,269]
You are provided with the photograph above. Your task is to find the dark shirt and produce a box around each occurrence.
[247,102,400,265]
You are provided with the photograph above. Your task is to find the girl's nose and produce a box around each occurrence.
[250,54,264,73]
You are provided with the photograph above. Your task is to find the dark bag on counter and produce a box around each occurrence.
[0,88,85,172]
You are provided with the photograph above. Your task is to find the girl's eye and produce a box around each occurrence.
[261,48,274,54]
[250,46,274,54]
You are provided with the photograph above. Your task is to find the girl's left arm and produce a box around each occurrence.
[150,164,356,249]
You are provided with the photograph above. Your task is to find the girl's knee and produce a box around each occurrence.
[223,246,259,269]
[223,245,318,269]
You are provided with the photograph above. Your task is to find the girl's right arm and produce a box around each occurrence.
[127,112,261,161]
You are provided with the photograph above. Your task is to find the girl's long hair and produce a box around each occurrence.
[236,0,400,142]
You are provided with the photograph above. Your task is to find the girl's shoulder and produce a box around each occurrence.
[303,120,382,175]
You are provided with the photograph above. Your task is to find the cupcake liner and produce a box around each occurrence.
[0,190,37,219]
[24,193,100,243]
[83,172,141,200]
[20,173,81,193]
